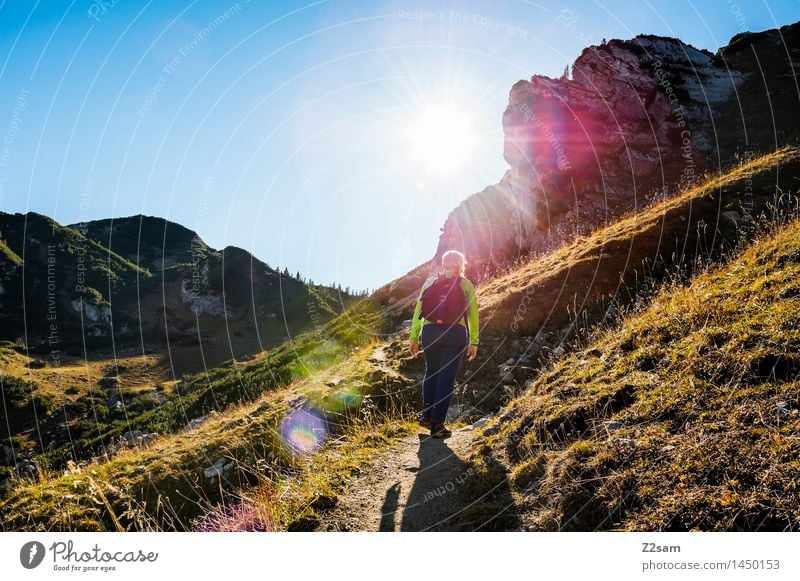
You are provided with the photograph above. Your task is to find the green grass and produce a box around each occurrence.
[0,297,415,531]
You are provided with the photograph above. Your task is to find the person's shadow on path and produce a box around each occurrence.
[378,435,470,531]
[379,434,520,531]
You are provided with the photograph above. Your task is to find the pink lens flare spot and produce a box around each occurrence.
[280,408,328,453]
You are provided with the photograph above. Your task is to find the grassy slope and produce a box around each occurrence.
[467,217,800,531]
[379,148,800,330]
[0,298,418,531]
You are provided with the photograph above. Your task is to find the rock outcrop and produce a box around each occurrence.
[433,22,800,276]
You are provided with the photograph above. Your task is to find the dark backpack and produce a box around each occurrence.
[420,273,467,325]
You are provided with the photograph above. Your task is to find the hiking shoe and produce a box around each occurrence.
[430,423,451,439]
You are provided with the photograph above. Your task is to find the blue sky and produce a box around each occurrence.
[0,0,797,291]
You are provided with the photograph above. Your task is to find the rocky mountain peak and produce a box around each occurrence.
[432,21,799,278]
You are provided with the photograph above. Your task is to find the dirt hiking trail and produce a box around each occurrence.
[319,427,480,531]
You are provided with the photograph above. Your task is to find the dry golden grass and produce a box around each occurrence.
[471,214,800,530]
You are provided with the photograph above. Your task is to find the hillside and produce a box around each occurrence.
[75,215,211,270]
[0,212,148,346]
[463,214,800,531]
[0,298,412,530]
[0,212,360,477]
[0,212,358,353]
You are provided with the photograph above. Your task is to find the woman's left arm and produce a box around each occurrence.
[462,278,479,346]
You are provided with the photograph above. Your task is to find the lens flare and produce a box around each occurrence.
[324,387,362,415]
[280,408,328,453]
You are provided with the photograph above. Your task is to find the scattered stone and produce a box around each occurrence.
[661,445,676,453]
[600,421,625,433]
[14,459,39,479]
[124,430,157,446]
[325,376,344,387]
[777,401,789,415]
[188,417,205,430]
[472,417,490,429]
[446,404,468,422]
[204,458,233,480]
[552,346,565,357]
[722,210,743,224]
[287,395,306,409]
[482,425,499,437]
[498,369,514,382]
[498,411,515,424]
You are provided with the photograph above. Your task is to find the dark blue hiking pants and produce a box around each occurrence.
[420,323,468,424]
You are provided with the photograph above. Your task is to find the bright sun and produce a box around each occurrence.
[407,107,476,173]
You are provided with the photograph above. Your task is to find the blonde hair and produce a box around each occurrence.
[441,250,466,276]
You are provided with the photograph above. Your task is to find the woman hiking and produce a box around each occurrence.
[408,250,479,438]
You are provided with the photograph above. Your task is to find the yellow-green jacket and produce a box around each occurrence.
[409,268,479,345]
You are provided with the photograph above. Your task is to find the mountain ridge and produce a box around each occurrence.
[0,210,360,353]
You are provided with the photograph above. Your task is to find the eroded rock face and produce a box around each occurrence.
[435,33,764,273]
